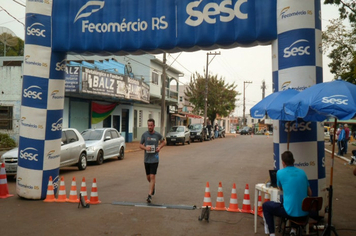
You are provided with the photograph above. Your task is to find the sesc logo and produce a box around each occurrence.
[20,147,39,161]
[55,59,66,71]
[253,110,264,118]
[322,95,348,105]
[27,22,46,37]
[284,39,310,58]
[185,0,248,27]
[74,1,105,23]
[51,118,63,131]
[23,85,43,100]
[285,121,311,132]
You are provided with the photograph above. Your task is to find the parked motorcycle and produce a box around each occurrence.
[218,126,225,138]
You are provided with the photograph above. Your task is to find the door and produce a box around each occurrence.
[121,109,129,141]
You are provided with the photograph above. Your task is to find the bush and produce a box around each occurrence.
[0,133,16,148]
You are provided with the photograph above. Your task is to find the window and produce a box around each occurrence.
[0,106,13,130]
[103,115,111,128]
[152,71,159,85]
[110,130,119,138]
[139,110,143,127]
[63,130,78,144]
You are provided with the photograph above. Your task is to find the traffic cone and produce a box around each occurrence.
[253,191,263,217]
[264,192,270,203]
[89,178,101,204]
[212,182,227,211]
[240,184,253,214]
[227,183,241,212]
[0,163,13,199]
[67,177,79,203]
[56,176,68,202]
[202,182,212,208]
[43,176,56,202]
[80,177,90,203]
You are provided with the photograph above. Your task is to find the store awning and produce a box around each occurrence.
[180,112,203,119]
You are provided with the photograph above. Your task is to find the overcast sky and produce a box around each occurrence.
[0,1,343,116]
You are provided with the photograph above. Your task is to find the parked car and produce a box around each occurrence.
[240,126,252,135]
[81,128,125,165]
[188,123,207,142]
[166,126,191,145]
[0,128,87,176]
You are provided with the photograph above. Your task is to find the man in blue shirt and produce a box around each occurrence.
[139,118,165,203]
[262,151,312,236]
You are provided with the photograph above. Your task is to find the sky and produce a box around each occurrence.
[0,0,344,116]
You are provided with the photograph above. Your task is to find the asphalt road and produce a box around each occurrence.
[1,135,356,236]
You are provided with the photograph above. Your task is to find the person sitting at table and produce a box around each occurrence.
[262,151,312,236]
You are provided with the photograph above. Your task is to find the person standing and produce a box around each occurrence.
[329,125,334,146]
[337,125,346,156]
[344,124,350,154]
[206,121,212,140]
[214,123,219,138]
[262,151,312,236]
[139,118,166,203]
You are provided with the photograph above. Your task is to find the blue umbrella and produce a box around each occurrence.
[284,79,356,122]
[283,78,356,236]
[250,88,299,120]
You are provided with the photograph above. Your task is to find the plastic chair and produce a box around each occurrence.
[281,197,323,236]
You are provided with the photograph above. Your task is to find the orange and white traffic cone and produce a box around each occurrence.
[264,192,270,203]
[56,176,68,202]
[240,184,253,214]
[253,191,263,217]
[80,177,90,203]
[89,178,101,204]
[67,177,79,203]
[43,176,56,202]
[202,182,212,208]
[212,182,227,211]
[0,163,13,199]
[227,183,241,212]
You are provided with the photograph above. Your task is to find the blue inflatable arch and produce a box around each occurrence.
[20,0,323,199]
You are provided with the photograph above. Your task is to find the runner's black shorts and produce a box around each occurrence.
[145,162,159,175]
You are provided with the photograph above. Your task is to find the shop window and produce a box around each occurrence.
[0,106,13,130]
[152,72,159,85]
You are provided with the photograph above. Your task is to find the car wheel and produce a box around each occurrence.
[118,146,124,160]
[77,152,87,170]
[96,150,104,165]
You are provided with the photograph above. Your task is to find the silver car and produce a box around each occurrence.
[81,128,125,165]
[0,128,87,175]
[166,126,191,145]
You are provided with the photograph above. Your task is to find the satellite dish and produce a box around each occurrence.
[0,27,19,56]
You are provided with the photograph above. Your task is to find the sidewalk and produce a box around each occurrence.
[324,140,355,164]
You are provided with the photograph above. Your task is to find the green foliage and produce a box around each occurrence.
[322,18,356,82]
[324,0,356,25]
[0,133,16,148]
[184,72,239,123]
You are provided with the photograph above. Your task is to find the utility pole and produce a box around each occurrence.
[160,53,167,136]
[243,81,252,126]
[203,51,221,127]
[261,80,266,99]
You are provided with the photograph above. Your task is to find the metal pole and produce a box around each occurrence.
[203,52,221,127]
[160,53,166,136]
[243,81,252,126]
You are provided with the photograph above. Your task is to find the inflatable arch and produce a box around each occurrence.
[19,0,323,199]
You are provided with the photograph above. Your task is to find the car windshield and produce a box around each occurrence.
[188,124,202,131]
[81,130,103,140]
[170,127,184,132]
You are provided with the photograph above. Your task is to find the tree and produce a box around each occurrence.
[0,35,24,57]
[184,72,239,124]
[324,0,356,25]
[322,19,356,83]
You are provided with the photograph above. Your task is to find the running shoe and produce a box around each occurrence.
[146,194,152,203]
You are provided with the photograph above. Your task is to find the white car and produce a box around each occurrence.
[0,128,87,175]
[81,128,125,165]
[166,126,191,145]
